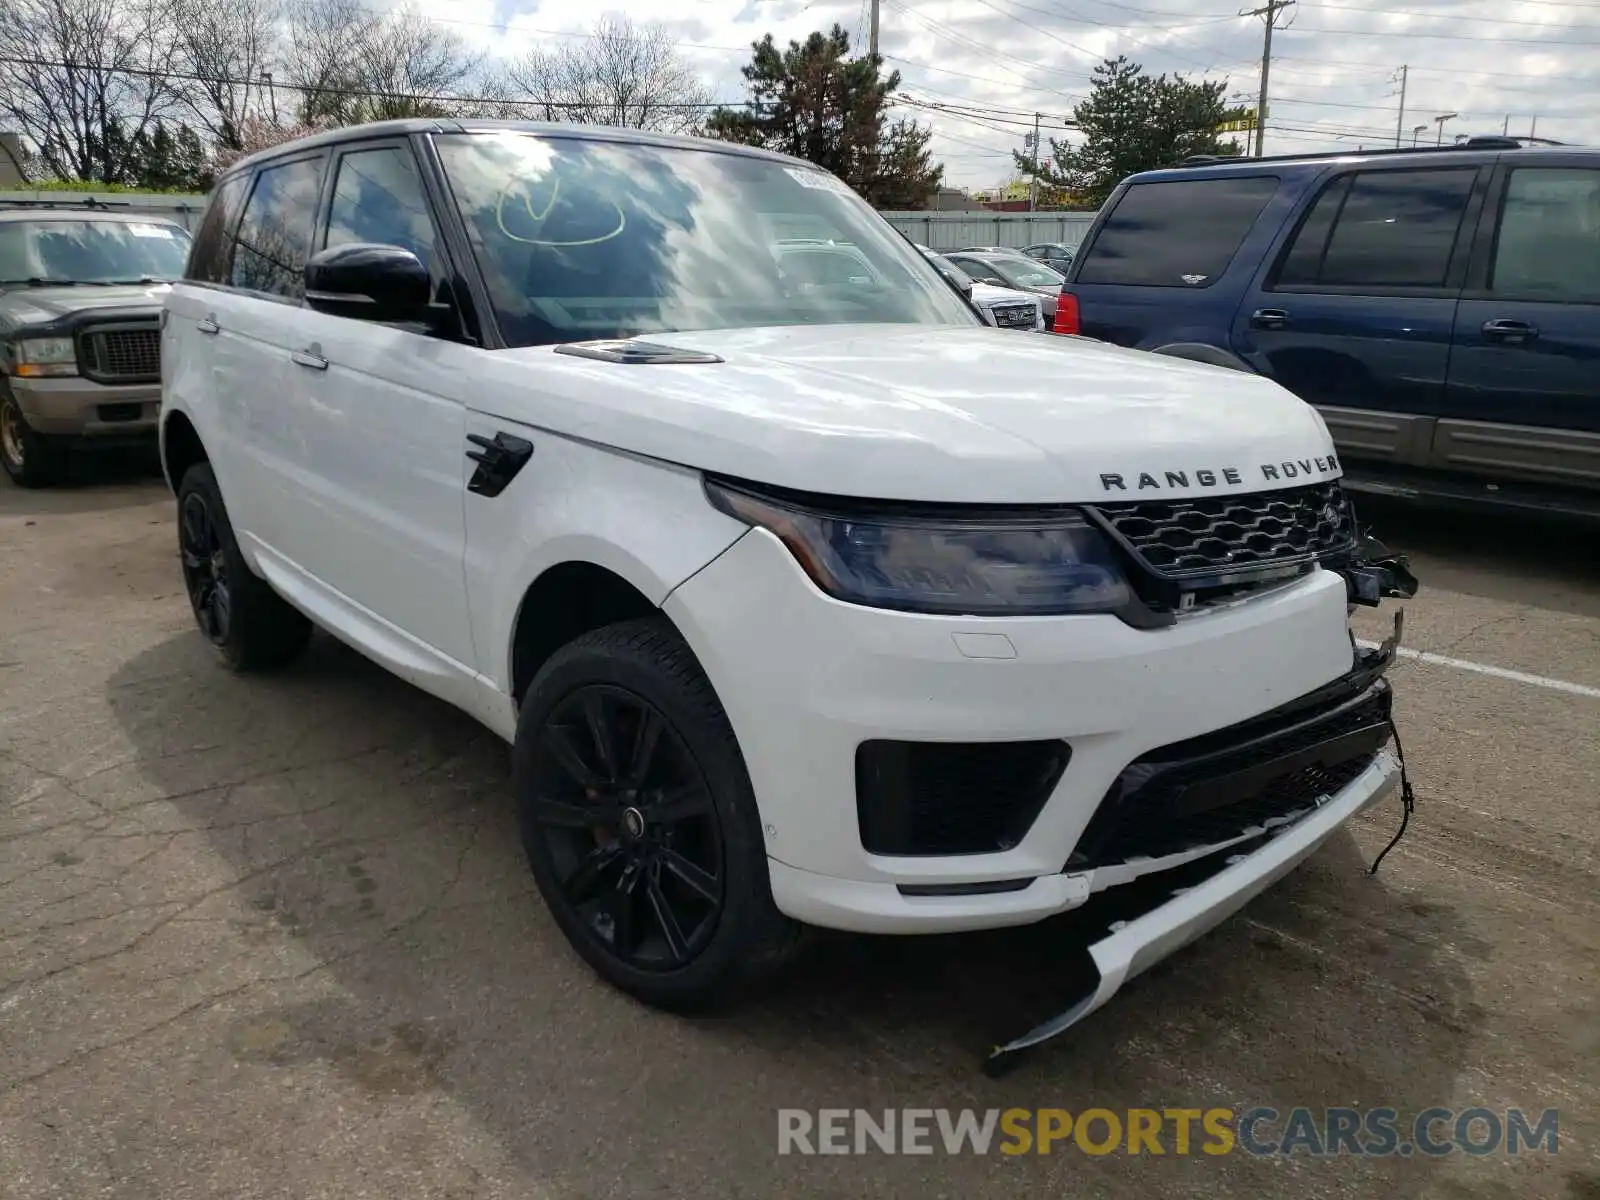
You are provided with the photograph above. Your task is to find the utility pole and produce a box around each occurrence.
[869,0,880,57]
[1030,111,1041,212]
[1503,114,1510,135]
[1242,0,1294,157]
[1392,64,1408,148]
[1530,114,1538,138]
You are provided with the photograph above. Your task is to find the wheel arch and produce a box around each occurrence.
[1149,342,1256,373]
[160,407,209,495]
[508,559,669,706]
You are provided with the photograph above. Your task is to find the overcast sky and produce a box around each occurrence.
[414,0,1596,190]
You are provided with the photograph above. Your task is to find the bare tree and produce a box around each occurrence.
[171,0,283,149]
[282,0,484,124]
[505,17,712,135]
[0,0,186,181]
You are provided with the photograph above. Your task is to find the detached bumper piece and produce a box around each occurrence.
[984,633,1406,1078]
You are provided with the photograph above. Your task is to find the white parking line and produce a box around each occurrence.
[1357,640,1600,700]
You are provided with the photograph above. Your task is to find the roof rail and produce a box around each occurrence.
[1172,140,1556,170]
[0,195,121,211]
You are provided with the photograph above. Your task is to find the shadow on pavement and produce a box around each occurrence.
[0,446,166,518]
[1357,496,1600,617]
[105,629,1481,1196]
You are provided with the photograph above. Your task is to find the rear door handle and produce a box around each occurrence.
[1250,307,1289,330]
[291,348,329,371]
[1481,318,1538,344]
[196,316,219,335]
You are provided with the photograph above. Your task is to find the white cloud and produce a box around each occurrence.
[406,0,1595,190]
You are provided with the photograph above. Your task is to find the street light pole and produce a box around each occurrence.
[1434,112,1458,145]
[1411,124,1427,147]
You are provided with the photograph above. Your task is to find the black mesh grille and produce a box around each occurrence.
[1071,679,1392,867]
[81,326,160,382]
[1093,481,1355,577]
[857,739,1070,856]
[991,303,1035,329]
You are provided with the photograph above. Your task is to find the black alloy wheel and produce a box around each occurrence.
[526,683,725,971]
[179,489,232,645]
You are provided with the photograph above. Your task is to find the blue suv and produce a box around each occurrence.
[1058,138,1600,517]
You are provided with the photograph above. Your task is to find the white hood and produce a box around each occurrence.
[481,324,1341,505]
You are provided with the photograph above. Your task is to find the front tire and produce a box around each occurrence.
[514,618,797,1009]
[177,462,312,671]
[0,391,67,488]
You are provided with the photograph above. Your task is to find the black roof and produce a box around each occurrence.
[224,117,817,179]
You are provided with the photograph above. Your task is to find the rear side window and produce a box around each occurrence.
[1489,167,1600,303]
[186,174,248,284]
[231,155,326,299]
[1076,176,1279,288]
[1277,167,1475,290]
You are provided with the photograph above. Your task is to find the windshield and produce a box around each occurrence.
[987,256,1065,289]
[433,132,977,347]
[0,219,192,284]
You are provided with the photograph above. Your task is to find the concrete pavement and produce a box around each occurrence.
[2,466,1597,1199]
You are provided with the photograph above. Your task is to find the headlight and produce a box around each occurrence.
[14,337,78,377]
[705,480,1131,616]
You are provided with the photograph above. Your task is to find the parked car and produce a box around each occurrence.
[0,208,191,486]
[957,245,1010,253]
[161,120,1415,1054]
[917,246,1043,330]
[1022,241,1076,276]
[947,250,1065,323]
[1059,139,1600,516]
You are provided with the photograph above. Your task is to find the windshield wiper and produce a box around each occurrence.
[0,277,81,287]
[98,276,170,285]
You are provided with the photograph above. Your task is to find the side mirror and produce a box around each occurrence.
[304,243,432,323]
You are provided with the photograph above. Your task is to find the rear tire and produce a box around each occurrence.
[0,391,67,488]
[514,617,798,1009]
[177,462,312,671]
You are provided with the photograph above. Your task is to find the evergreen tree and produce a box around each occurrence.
[708,25,943,208]
[1017,56,1250,208]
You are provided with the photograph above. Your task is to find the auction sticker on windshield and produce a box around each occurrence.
[784,167,856,198]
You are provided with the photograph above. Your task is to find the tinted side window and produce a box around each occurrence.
[1315,168,1475,289]
[186,174,248,284]
[325,145,437,267]
[1275,175,1349,287]
[231,156,325,299]
[1076,176,1279,288]
[1490,167,1600,303]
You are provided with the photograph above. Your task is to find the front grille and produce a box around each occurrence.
[80,326,160,382]
[857,739,1070,856]
[990,303,1035,329]
[1069,678,1393,868]
[1093,481,1355,579]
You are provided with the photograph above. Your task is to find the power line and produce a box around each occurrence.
[1284,24,1600,44]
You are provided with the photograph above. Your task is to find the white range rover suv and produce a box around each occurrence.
[161,120,1416,1053]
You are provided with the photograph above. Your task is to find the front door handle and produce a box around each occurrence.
[196,315,219,335]
[291,348,329,371]
[1481,318,1538,344]
[1250,307,1289,330]
[466,431,535,498]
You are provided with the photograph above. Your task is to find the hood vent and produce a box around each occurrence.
[554,339,723,365]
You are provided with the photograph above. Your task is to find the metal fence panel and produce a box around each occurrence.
[878,210,1099,251]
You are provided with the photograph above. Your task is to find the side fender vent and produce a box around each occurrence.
[554,340,723,365]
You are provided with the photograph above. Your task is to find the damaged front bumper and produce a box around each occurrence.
[984,615,1412,1076]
